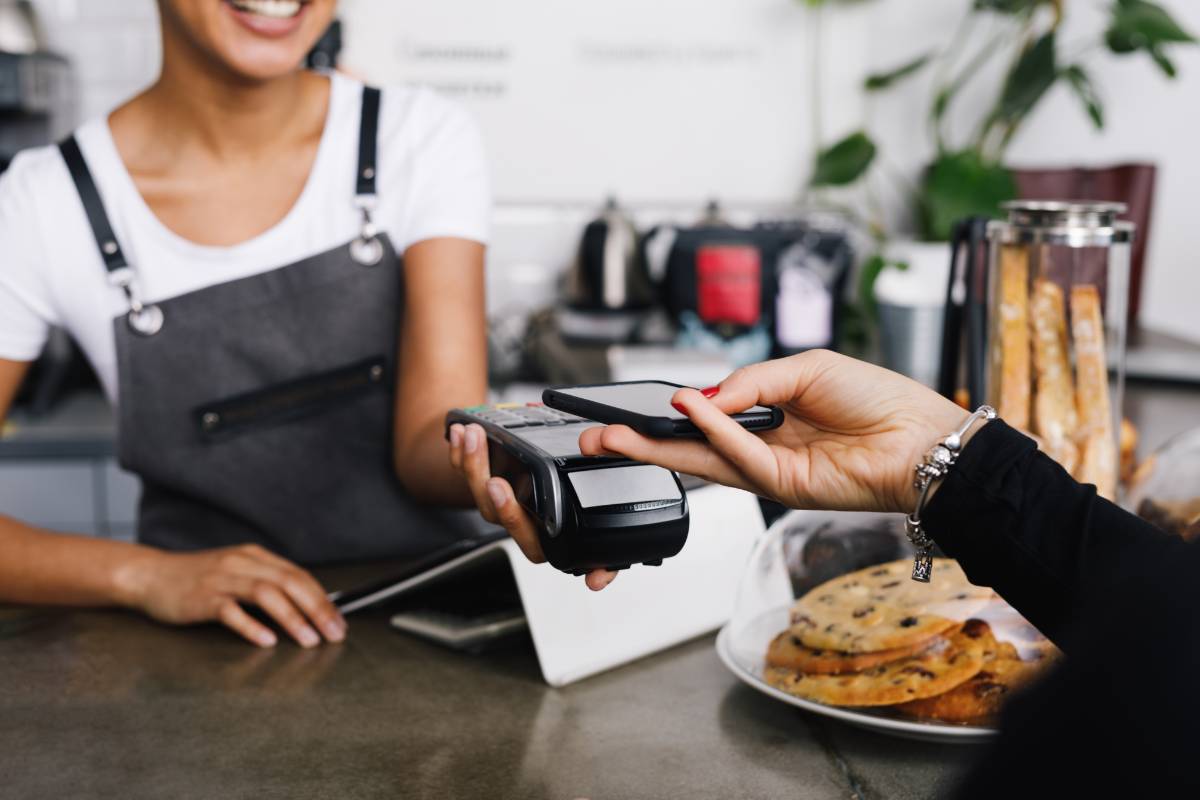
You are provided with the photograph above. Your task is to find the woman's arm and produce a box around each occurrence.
[922,419,1178,647]
[0,360,345,647]
[391,237,488,506]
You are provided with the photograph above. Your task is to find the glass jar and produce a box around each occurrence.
[985,201,1133,499]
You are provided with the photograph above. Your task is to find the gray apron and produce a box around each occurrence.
[59,86,465,564]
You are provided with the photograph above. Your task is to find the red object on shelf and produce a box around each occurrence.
[695,245,761,327]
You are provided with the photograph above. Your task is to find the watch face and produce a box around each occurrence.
[567,465,681,509]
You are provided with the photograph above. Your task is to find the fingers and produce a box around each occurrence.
[585,569,618,591]
[460,424,500,524]
[448,423,465,470]
[246,581,323,648]
[485,477,546,563]
[276,571,346,643]
[217,599,278,648]
[671,388,781,492]
[224,547,346,644]
[452,423,548,567]
[578,426,619,457]
[588,424,756,493]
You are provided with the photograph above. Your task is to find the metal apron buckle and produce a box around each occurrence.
[109,267,164,337]
[351,194,384,267]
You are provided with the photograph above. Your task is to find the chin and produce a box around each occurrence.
[164,0,337,82]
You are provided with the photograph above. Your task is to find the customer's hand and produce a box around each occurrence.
[448,422,618,591]
[120,544,347,648]
[580,350,972,514]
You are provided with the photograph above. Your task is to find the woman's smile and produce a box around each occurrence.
[223,0,311,37]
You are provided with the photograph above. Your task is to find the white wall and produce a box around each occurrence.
[32,0,160,127]
[339,0,869,205]
[27,0,1200,339]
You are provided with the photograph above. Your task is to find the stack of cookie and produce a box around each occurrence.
[764,558,1060,726]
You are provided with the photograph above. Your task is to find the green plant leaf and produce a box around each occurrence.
[997,31,1059,124]
[864,52,934,91]
[810,131,877,187]
[919,150,1017,241]
[1062,64,1104,128]
[1106,1,1196,54]
[1149,45,1178,77]
[932,86,951,122]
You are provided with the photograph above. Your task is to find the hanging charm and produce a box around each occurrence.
[911,549,934,583]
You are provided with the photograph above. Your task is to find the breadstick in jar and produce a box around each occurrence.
[992,245,1031,429]
[1077,430,1118,500]
[1071,285,1117,499]
[1030,280,1078,450]
[1070,285,1113,441]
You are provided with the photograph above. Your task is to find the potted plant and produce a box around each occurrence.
[797,0,1196,346]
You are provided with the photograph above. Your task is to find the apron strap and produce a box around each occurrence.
[59,136,164,335]
[356,85,381,200]
[59,136,129,274]
[350,86,385,266]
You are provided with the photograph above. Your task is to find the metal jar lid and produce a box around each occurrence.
[987,199,1135,247]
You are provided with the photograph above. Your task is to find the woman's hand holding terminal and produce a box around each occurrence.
[447,421,618,591]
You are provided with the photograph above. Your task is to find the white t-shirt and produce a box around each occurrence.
[0,72,490,402]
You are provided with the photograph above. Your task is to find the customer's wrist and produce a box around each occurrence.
[899,401,993,511]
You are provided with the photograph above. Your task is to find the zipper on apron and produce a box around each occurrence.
[194,355,389,441]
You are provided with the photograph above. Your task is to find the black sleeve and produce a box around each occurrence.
[921,418,1179,648]
[923,420,1200,797]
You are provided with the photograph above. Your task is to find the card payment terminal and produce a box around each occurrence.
[445,403,689,575]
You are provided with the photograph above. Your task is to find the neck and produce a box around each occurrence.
[137,21,323,159]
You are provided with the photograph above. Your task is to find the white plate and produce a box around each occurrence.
[715,616,998,744]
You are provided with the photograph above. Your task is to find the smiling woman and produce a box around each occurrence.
[0,0,494,647]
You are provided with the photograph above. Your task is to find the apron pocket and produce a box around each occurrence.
[193,356,389,442]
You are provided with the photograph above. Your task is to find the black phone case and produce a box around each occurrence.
[543,381,784,439]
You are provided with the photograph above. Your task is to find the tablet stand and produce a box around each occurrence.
[386,484,765,686]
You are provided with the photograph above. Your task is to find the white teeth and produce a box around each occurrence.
[230,0,302,19]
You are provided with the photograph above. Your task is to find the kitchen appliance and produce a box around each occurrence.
[0,0,40,55]
[559,198,655,343]
[0,0,67,170]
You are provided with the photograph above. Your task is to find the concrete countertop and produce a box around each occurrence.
[0,560,980,800]
[2,381,1198,798]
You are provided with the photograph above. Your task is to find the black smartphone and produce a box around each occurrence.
[543,380,783,439]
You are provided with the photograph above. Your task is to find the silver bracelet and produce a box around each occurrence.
[904,405,997,582]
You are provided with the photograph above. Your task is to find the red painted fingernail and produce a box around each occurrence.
[671,401,689,415]
[700,386,720,399]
